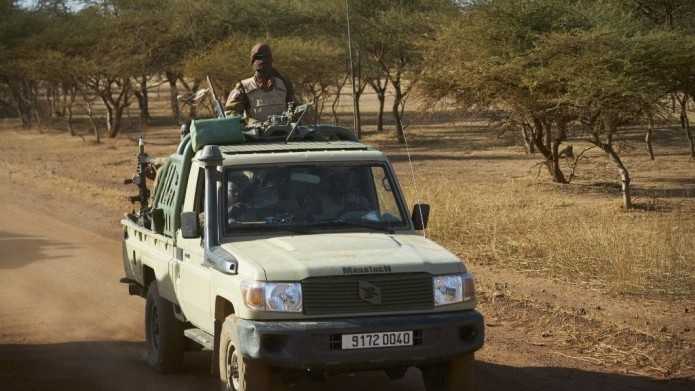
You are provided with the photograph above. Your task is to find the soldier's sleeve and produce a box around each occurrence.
[224,82,248,117]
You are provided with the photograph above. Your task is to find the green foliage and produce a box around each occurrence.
[423,0,695,123]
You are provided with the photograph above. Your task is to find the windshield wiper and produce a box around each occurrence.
[305,219,395,234]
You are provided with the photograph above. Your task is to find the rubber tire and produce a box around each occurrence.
[145,281,185,373]
[218,315,273,391]
[422,353,475,391]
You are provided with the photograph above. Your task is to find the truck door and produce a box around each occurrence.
[174,166,213,333]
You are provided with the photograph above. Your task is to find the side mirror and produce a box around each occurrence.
[411,204,431,230]
[151,209,165,234]
[181,212,200,238]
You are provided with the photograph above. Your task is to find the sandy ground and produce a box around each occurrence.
[1,155,693,390]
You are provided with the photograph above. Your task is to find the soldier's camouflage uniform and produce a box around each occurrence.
[224,72,294,124]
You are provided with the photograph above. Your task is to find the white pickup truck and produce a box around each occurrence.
[120,112,484,391]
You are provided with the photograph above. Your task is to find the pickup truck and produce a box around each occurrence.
[120,111,484,391]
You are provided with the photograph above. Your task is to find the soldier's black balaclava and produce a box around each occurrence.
[250,43,273,81]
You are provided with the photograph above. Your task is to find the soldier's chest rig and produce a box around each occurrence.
[241,76,288,123]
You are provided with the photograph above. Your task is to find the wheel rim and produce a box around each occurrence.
[224,342,240,390]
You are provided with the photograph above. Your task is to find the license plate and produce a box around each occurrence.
[341,331,414,350]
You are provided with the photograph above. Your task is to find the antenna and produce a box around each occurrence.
[345,0,359,139]
[400,118,427,239]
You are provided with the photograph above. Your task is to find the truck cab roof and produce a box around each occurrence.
[213,141,387,165]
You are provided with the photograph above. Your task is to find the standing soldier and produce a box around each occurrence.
[225,43,296,124]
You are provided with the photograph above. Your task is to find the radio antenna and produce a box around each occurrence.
[345,0,359,139]
[400,118,427,238]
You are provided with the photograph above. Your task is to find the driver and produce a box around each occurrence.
[224,43,296,124]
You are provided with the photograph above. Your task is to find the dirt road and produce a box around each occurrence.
[0,179,689,391]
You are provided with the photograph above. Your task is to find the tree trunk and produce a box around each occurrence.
[84,99,100,143]
[66,103,74,136]
[331,75,349,126]
[102,96,114,135]
[354,94,362,138]
[606,144,632,210]
[530,118,567,183]
[166,71,182,125]
[66,87,77,136]
[645,116,655,160]
[135,76,151,124]
[391,77,406,144]
[188,79,201,119]
[353,56,363,138]
[521,125,535,154]
[679,95,695,159]
[550,139,564,182]
[9,80,34,128]
[110,105,125,138]
[377,92,386,132]
[331,92,341,125]
[368,78,388,132]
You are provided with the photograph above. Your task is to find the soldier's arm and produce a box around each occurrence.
[224,82,248,117]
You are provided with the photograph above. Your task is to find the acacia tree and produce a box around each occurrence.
[536,29,670,209]
[0,1,46,127]
[423,0,691,207]
[357,1,456,143]
[421,0,587,182]
[622,0,695,158]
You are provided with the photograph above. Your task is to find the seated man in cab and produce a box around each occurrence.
[224,43,296,124]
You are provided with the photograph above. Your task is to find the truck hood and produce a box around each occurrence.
[220,233,464,281]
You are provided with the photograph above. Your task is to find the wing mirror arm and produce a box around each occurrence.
[411,204,431,231]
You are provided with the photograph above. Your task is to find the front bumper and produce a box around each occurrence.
[233,310,484,370]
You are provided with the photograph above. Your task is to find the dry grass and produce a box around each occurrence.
[362,124,695,298]
[408,178,694,296]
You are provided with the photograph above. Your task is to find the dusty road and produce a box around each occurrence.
[0,179,689,391]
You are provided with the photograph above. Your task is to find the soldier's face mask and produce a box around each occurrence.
[253,57,272,78]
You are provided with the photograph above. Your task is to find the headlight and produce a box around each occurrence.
[433,273,475,306]
[241,281,303,313]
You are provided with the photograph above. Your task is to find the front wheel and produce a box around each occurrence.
[145,281,184,373]
[218,316,273,391]
[421,353,475,391]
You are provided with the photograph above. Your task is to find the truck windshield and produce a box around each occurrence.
[223,164,407,233]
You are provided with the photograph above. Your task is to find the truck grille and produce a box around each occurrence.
[302,273,434,316]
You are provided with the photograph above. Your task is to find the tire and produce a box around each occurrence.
[421,353,475,391]
[145,281,185,373]
[218,315,273,391]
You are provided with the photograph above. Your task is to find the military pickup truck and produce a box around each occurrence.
[120,107,484,391]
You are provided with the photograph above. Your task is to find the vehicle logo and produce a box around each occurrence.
[358,281,382,305]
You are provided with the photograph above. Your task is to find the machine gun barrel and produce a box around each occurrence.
[206,76,227,119]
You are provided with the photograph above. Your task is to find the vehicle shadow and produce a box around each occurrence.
[0,230,76,269]
[0,341,216,391]
[1,341,692,391]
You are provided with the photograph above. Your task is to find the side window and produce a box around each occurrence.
[194,168,205,232]
[370,167,401,223]
[194,167,205,214]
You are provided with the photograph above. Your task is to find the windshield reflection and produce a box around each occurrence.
[224,164,406,233]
